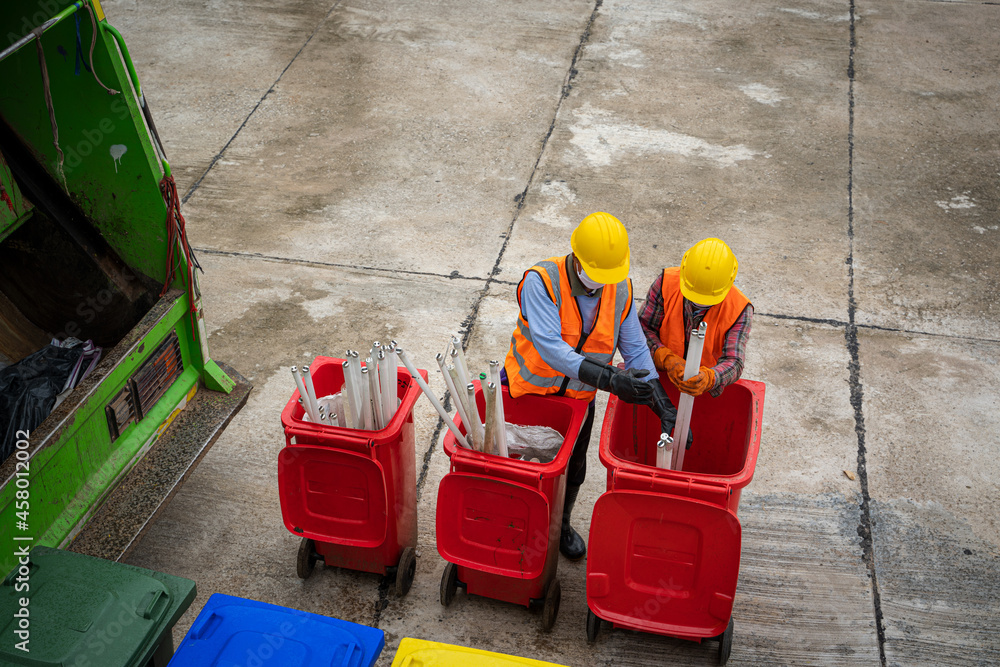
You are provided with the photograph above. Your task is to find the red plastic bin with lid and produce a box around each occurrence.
[436,381,588,631]
[278,356,428,596]
[586,378,765,664]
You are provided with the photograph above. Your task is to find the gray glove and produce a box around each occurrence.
[578,358,654,405]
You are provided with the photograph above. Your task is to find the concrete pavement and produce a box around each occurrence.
[102,0,999,664]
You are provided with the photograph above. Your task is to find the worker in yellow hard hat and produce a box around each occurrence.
[504,212,682,561]
[639,238,753,397]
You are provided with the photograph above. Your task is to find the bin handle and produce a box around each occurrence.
[285,425,376,450]
[188,611,223,639]
[137,589,166,620]
[338,640,362,667]
[450,451,548,486]
[613,469,730,504]
[3,560,37,586]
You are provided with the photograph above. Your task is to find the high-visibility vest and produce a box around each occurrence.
[505,254,633,401]
[657,266,750,367]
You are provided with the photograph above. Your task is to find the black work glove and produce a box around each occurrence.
[650,380,694,449]
[578,358,654,405]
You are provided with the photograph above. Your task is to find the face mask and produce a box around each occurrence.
[577,267,604,291]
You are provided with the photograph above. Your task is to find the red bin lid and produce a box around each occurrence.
[436,472,550,580]
[278,445,388,547]
[586,490,741,639]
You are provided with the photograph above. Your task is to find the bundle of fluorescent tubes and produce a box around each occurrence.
[290,341,402,431]
[399,336,509,456]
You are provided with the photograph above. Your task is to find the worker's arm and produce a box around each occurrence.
[520,274,658,383]
[638,272,669,352]
[707,303,753,396]
[677,303,754,397]
[617,300,659,381]
[518,272,586,379]
[638,272,686,383]
[623,288,685,440]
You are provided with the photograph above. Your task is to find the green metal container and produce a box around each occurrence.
[0,0,248,576]
[0,546,196,666]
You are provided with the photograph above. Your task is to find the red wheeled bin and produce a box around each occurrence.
[586,378,765,664]
[278,356,428,596]
[436,382,588,630]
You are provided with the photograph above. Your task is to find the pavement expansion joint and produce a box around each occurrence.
[846,3,887,664]
[193,247,496,285]
[181,0,345,205]
[402,0,607,630]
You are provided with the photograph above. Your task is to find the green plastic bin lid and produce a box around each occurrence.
[0,546,196,667]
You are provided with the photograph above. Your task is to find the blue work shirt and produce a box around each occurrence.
[520,271,659,383]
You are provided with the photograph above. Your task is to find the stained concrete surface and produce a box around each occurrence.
[96,0,1000,664]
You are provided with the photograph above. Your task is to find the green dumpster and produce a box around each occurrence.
[0,546,195,666]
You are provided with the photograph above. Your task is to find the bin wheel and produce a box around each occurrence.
[440,561,459,607]
[586,608,602,643]
[296,538,318,580]
[718,617,734,665]
[395,547,417,597]
[541,578,561,632]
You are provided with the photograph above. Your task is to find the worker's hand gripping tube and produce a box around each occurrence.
[578,358,653,404]
[672,321,707,470]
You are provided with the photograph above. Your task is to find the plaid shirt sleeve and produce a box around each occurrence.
[709,303,753,396]
[638,272,668,352]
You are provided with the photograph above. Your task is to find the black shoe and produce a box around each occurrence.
[560,485,586,560]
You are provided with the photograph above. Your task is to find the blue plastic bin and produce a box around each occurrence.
[168,594,385,667]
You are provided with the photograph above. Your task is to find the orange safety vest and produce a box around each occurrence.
[505,255,633,401]
[657,267,750,367]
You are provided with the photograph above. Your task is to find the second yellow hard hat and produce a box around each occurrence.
[680,238,738,306]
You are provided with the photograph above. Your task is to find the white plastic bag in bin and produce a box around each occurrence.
[504,423,563,463]
[301,393,345,425]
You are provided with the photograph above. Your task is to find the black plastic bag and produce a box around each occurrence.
[1,344,83,462]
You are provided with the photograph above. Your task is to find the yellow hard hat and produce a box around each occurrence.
[680,238,738,306]
[570,212,630,284]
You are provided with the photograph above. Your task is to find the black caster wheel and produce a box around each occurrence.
[586,607,602,643]
[541,578,561,632]
[718,617,734,665]
[440,561,458,607]
[395,547,417,597]
[296,538,318,580]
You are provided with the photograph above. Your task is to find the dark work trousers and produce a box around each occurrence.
[566,399,596,489]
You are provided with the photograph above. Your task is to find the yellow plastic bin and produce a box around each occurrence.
[391,638,569,666]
